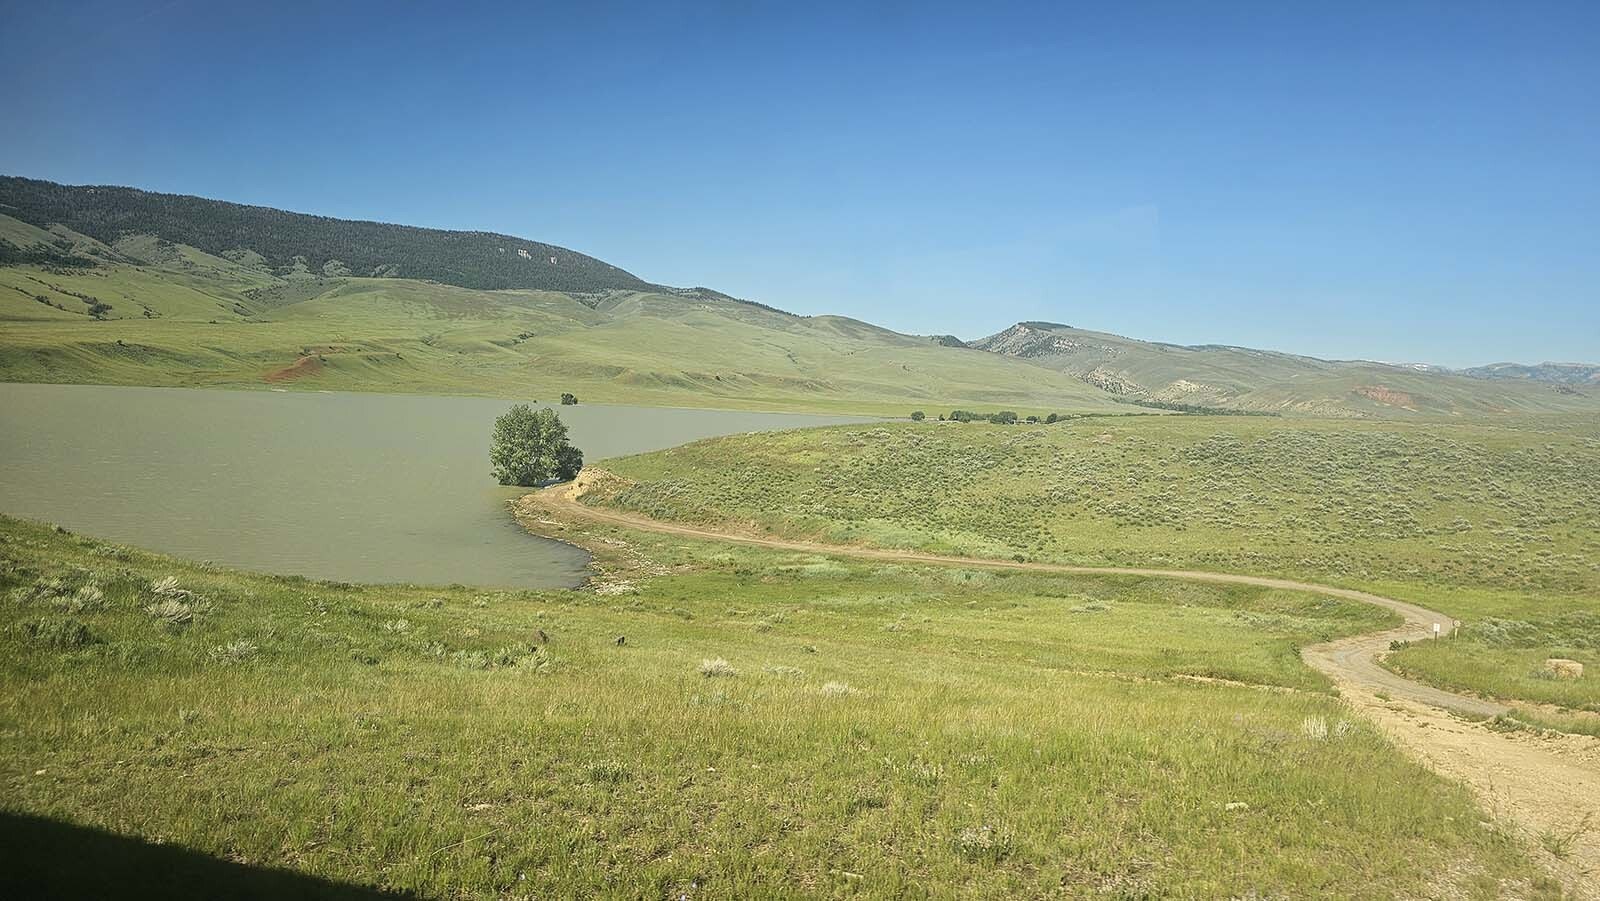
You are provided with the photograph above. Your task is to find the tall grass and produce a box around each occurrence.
[0,515,1553,897]
[595,416,1600,712]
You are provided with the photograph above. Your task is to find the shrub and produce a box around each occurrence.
[1301,716,1355,742]
[150,576,200,600]
[560,392,578,405]
[145,598,206,625]
[699,657,737,677]
[18,616,94,648]
[51,583,107,613]
[209,640,259,665]
[910,411,925,421]
[954,824,1016,862]
[451,645,550,671]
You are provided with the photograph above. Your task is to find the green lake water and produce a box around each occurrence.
[0,384,866,587]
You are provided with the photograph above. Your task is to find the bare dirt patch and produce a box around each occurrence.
[1356,384,1419,410]
[264,354,323,383]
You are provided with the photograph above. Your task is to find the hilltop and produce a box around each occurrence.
[973,321,1596,417]
[1462,361,1600,386]
[0,175,650,294]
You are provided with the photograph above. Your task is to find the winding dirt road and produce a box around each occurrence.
[539,480,1488,713]
[532,477,1600,892]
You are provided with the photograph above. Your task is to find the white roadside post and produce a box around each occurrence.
[1432,623,1441,640]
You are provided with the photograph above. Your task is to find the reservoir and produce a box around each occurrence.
[0,384,866,588]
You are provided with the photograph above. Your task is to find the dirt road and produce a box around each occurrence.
[532,478,1600,892]
[540,480,1488,712]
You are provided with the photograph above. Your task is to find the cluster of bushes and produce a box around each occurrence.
[945,410,1020,424]
[912,401,1280,424]
[11,279,114,319]
[0,238,97,269]
[915,410,1067,425]
[1115,398,1280,416]
[915,403,1275,423]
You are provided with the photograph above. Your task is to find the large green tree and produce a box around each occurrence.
[489,405,584,487]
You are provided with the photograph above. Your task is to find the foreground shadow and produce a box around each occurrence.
[0,811,413,900]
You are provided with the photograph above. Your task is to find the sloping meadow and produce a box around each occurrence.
[594,415,1600,714]
[0,515,1555,897]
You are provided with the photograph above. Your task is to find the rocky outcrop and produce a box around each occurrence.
[1077,366,1142,395]
[974,322,1118,358]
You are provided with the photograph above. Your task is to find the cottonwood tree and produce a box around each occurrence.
[489,404,584,486]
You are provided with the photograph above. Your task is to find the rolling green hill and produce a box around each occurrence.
[2,175,1594,418]
[973,321,1596,417]
[0,204,1125,414]
[587,415,1600,717]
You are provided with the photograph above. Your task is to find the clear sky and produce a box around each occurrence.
[4,1,1596,366]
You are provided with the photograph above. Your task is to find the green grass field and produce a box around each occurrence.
[0,515,1559,897]
[4,201,1598,894]
[589,415,1600,717]
[0,246,1130,416]
[5,210,1598,419]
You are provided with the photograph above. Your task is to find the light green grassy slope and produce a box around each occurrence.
[0,516,1555,897]
[0,224,1126,415]
[975,321,1599,418]
[590,415,1600,715]
[5,207,1595,418]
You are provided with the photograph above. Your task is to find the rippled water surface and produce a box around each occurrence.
[0,384,866,587]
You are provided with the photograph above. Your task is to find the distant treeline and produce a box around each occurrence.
[0,176,655,294]
[936,410,1087,424]
[1113,398,1280,416]
[916,404,1268,424]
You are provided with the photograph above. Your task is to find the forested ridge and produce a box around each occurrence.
[0,175,654,293]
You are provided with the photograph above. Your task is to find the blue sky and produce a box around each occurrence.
[4,1,1597,366]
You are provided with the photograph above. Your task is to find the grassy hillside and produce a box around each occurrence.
[1464,362,1600,385]
[5,176,1596,418]
[974,321,1598,418]
[588,415,1600,715]
[0,515,1556,897]
[0,231,1127,415]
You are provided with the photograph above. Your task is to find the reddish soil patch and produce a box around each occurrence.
[264,355,324,383]
[1355,385,1418,409]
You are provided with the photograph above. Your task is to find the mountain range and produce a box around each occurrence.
[1,175,1593,418]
